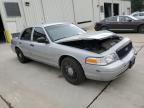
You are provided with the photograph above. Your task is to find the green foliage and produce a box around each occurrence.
[131,0,144,12]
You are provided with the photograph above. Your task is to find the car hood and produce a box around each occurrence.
[55,30,116,43]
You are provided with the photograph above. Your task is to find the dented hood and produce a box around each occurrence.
[55,30,116,43]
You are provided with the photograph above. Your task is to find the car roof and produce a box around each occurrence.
[30,22,70,28]
[107,15,137,19]
[133,11,144,13]
[105,15,129,19]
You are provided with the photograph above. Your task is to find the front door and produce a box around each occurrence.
[30,27,56,66]
[19,28,33,57]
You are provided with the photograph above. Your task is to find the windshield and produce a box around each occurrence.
[45,24,86,42]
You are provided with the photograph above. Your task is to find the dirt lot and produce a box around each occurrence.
[0,33,144,108]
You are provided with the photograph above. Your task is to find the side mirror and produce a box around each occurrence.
[36,37,49,44]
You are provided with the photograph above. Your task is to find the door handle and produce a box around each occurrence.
[30,44,34,47]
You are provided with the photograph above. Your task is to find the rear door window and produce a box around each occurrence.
[21,28,32,41]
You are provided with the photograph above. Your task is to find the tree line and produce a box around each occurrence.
[131,0,144,12]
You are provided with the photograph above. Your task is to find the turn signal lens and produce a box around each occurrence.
[85,58,98,65]
[86,53,117,65]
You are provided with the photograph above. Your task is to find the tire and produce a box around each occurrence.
[100,26,109,30]
[61,57,86,85]
[15,48,29,63]
[138,25,144,33]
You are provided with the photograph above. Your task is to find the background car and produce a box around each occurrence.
[131,11,144,20]
[95,15,144,33]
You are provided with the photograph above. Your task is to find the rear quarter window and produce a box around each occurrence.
[105,17,117,22]
[21,28,32,41]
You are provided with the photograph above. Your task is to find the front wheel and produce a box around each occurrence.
[61,57,86,85]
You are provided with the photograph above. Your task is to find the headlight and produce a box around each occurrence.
[85,53,118,65]
[104,53,117,64]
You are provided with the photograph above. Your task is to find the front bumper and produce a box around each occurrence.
[84,49,135,81]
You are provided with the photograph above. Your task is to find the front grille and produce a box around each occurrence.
[116,42,133,59]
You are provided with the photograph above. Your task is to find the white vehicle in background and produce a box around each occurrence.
[131,11,144,20]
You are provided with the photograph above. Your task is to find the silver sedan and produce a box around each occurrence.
[11,23,136,85]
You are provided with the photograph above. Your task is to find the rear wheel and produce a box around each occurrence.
[61,57,86,85]
[15,48,30,63]
[138,25,144,33]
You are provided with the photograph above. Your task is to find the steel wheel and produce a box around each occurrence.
[61,57,86,85]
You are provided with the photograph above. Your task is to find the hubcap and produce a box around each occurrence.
[67,67,74,76]
[18,52,22,59]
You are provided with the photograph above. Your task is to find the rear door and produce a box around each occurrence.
[104,16,119,30]
[19,28,33,57]
[118,16,137,31]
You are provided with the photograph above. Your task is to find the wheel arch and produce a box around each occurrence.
[15,46,20,52]
[59,55,83,70]
[15,46,24,55]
